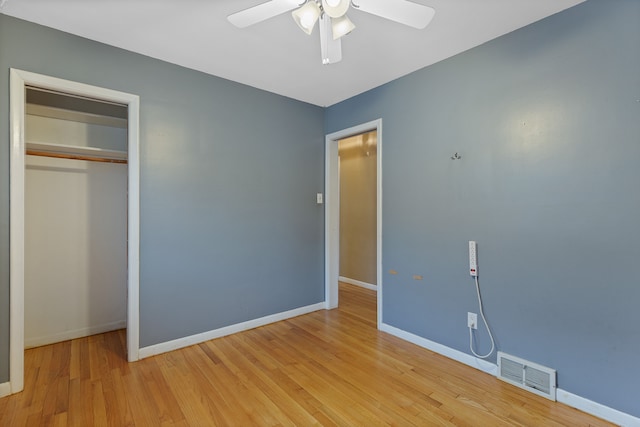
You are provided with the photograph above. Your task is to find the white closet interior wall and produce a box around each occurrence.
[24,104,128,348]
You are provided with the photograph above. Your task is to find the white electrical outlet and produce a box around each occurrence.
[469,240,478,277]
[468,312,478,329]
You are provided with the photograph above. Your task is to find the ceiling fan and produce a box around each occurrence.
[227,0,435,65]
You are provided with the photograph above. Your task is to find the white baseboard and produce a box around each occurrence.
[24,320,126,349]
[381,322,639,426]
[0,381,11,398]
[380,322,497,375]
[557,389,640,427]
[339,276,377,291]
[139,302,325,359]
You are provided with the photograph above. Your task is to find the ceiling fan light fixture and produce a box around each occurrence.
[331,14,355,39]
[292,1,321,35]
[230,0,436,65]
[321,0,349,18]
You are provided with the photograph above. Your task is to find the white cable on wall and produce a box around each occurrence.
[469,275,495,359]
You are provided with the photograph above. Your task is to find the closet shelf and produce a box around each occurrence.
[26,141,128,164]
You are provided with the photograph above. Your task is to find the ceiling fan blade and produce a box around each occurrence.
[319,15,342,64]
[353,0,435,29]
[228,0,301,28]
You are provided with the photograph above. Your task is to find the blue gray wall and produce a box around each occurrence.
[327,0,639,417]
[0,14,325,381]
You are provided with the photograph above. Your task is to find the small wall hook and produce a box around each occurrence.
[451,152,461,160]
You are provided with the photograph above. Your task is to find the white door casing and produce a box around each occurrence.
[8,68,140,394]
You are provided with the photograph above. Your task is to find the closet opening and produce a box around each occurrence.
[24,87,129,350]
[9,69,140,395]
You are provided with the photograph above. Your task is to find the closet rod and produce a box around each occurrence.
[26,149,128,164]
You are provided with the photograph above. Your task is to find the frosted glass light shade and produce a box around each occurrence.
[321,0,349,18]
[331,15,355,39]
[292,1,321,35]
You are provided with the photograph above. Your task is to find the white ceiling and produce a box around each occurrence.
[0,0,585,107]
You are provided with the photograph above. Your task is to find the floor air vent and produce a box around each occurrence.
[497,351,556,401]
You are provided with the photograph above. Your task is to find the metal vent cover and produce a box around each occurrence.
[497,351,556,401]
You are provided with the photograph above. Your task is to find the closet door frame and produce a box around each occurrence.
[8,68,140,394]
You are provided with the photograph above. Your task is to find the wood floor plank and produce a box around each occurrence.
[67,377,89,427]
[156,349,223,426]
[107,368,136,427]
[90,380,108,427]
[223,334,324,426]
[0,283,617,426]
[211,340,300,426]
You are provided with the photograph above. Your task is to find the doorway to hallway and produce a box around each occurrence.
[324,119,382,328]
[338,131,378,292]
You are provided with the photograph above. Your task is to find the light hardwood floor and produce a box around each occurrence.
[0,283,614,426]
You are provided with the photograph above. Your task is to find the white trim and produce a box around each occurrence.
[0,382,11,398]
[9,69,26,394]
[24,320,126,349]
[380,322,497,376]
[324,136,339,310]
[325,119,383,330]
[126,92,141,363]
[339,276,377,291]
[376,122,382,330]
[9,69,140,395]
[139,302,325,359]
[557,389,640,427]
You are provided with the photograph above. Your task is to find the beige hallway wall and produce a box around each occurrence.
[339,131,377,285]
